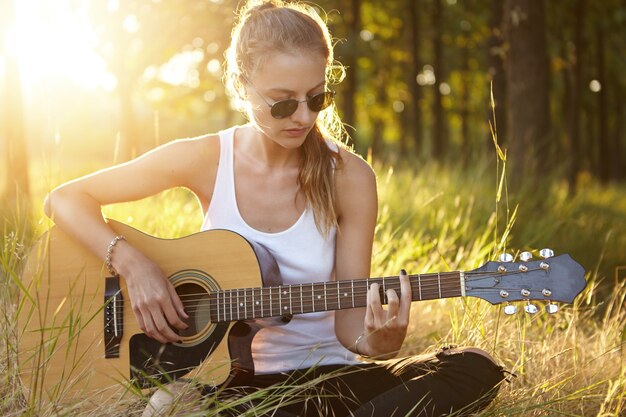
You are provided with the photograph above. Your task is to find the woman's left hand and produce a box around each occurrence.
[359,269,412,359]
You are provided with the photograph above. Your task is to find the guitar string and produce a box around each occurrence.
[175,283,544,317]
[171,268,540,305]
[179,286,536,317]
[166,268,550,319]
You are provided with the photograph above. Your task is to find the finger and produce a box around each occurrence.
[163,286,189,330]
[135,308,147,334]
[151,309,181,343]
[368,283,385,327]
[398,269,412,319]
[167,282,189,320]
[162,298,189,331]
[142,312,169,344]
[386,289,400,322]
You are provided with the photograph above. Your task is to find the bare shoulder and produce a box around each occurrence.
[335,148,377,218]
[335,148,376,191]
[153,134,219,183]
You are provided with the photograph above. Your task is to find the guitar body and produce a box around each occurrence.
[17,220,281,406]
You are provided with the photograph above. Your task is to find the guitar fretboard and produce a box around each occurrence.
[208,272,463,323]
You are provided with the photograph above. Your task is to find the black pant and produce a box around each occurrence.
[208,348,506,417]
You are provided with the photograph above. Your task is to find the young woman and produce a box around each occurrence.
[45,1,505,415]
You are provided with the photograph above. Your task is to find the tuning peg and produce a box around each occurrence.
[540,248,555,259]
[504,303,518,315]
[545,302,559,314]
[520,251,533,262]
[498,253,514,262]
[524,302,539,314]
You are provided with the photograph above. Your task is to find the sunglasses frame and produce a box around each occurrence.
[243,76,335,119]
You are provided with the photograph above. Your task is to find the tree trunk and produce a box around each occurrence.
[613,78,625,181]
[432,0,445,161]
[371,71,388,161]
[504,0,551,180]
[0,0,30,205]
[596,23,610,183]
[433,0,447,161]
[460,42,470,168]
[566,0,585,189]
[341,0,360,151]
[407,0,422,156]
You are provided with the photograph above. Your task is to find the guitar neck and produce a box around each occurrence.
[209,272,463,323]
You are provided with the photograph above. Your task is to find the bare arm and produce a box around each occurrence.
[44,136,219,343]
[334,152,411,359]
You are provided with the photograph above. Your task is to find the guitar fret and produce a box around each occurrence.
[251,288,255,319]
[351,280,355,307]
[236,290,240,320]
[437,272,442,299]
[418,274,422,300]
[243,288,248,319]
[216,291,220,322]
[324,282,328,311]
[229,290,233,321]
[299,284,304,314]
[269,287,273,317]
[459,272,465,297]
[311,283,315,312]
[337,282,341,309]
[289,286,293,314]
[382,277,388,304]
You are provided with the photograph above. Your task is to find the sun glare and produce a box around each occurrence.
[10,0,115,92]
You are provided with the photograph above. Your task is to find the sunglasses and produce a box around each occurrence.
[245,78,335,119]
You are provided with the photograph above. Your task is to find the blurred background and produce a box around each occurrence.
[1,0,625,285]
[2,0,625,196]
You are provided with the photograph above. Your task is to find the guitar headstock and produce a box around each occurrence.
[464,249,586,314]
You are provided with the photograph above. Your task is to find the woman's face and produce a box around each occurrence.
[245,51,327,150]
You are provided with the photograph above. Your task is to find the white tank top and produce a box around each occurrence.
[201,125,358,373]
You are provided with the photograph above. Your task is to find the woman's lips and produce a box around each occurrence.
[284,127,309,137]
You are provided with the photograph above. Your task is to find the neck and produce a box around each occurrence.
[242,124,301,169]
[207,271,463,323]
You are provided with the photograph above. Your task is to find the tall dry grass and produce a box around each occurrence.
[1,144,625,415]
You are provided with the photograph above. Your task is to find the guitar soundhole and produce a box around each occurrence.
[169,269,220,347]
[176,282,211,338]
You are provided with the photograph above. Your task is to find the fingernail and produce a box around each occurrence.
[400,269,407,275]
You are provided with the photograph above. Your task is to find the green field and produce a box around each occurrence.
[1,157,625,416]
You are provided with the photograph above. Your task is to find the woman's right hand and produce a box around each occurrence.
[116,242,189,344]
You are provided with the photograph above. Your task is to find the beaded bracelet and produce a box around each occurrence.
[105,235,125,277]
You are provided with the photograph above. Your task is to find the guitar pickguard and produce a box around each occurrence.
[129,323,230,388]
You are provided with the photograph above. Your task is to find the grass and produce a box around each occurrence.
[1,154,625,416]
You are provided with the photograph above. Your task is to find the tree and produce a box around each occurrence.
[407,0,423,157]
[503,0,551,180]
[431,0,446,160]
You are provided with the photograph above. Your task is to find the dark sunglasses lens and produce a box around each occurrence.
[271,100,299,119]
[308,92,334,112]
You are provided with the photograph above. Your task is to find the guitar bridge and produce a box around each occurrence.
[104,276,123,358]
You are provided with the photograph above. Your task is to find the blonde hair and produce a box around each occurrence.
[224,0,347,235]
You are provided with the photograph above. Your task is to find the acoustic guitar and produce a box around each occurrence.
[17,220,586,406]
